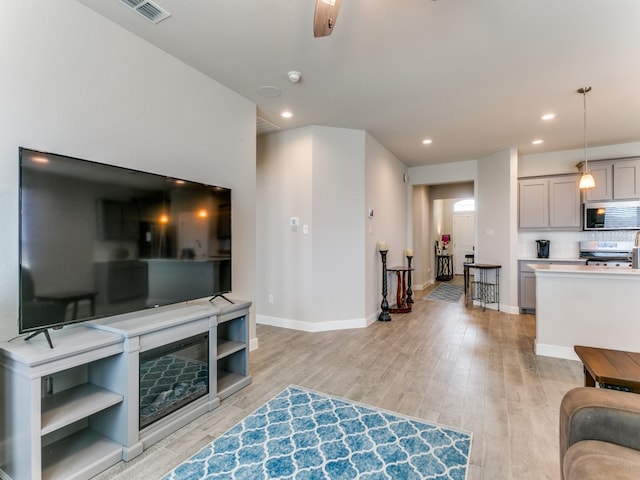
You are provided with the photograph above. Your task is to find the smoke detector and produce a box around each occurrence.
[288,71,302,83]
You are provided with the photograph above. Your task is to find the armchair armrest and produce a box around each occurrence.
[560,387,640,462]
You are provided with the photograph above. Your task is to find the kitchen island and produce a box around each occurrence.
[533,264,640,360]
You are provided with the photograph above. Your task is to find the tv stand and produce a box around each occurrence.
[24,328,54,348]
[0,300,252,480]
[210,293,234,304]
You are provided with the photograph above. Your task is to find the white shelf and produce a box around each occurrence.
[41,384,124,435]
[42,428,122,480]
[217,340,245,359]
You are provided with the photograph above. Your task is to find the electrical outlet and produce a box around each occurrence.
[268,294,274,304]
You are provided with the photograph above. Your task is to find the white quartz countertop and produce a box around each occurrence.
[518,258,586,262]
[530,263,640,275]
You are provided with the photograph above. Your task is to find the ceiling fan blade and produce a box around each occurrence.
[313,0,342,37]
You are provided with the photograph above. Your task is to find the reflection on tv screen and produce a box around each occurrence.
[19,148,232,333]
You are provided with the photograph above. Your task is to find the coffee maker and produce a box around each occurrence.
[536,239,550,258]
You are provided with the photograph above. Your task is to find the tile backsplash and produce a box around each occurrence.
[518,230,637,259]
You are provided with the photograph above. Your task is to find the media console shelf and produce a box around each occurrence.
[0,299,252,480]
[216,308,251,400]
[0,327,124,480]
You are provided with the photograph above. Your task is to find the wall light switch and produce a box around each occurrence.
[290,217,299,227]
[303,225,309,235]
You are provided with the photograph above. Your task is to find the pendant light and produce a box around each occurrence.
[578,86,596,189]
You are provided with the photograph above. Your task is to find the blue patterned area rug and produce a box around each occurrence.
[426,283,464,303]
[161,385,472,480]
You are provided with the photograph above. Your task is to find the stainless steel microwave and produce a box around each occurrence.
[584,201,640,230]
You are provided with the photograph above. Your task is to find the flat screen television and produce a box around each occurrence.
[19,147,232,344]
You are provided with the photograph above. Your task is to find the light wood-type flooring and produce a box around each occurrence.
[95,278,583,480]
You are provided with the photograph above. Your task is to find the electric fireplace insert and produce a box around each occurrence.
[139,332,209,429]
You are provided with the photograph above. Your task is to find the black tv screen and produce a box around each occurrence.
[19,147,231,334]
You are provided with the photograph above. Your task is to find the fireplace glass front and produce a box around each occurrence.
[139,332,209,429]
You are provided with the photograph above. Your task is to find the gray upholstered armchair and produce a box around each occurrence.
[560,387,640,479]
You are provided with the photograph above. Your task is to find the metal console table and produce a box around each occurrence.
[436,254,454,281]
[463,263,501,311]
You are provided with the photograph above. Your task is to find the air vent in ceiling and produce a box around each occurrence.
[257,117,280,135]
[120,0,171,24]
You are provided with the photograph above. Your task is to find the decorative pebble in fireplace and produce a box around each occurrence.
[139,333,209,429]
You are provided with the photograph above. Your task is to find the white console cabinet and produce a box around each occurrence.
[0,300,251,480]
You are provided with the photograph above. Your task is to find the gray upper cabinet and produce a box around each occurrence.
[583,161,613,201]
[519,174,580,230]
[519,178,548,229]
[582,157,640,201]
[613,159,640,199]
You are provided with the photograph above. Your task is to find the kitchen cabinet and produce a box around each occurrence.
[519,174,580,230]
[583,161,613,201]
[518,259,586,313]
[613,159,640,199]
[581,157,640,201]
[99,200,139,241]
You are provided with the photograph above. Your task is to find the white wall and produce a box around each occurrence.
[256,127,406,330]
[412,186,431,288]
[365,134,408,320]
[0,1,256,342]
[313,127,367,322]
[256,128,313,322]
[518,141,640,177]
[476,149,519,312]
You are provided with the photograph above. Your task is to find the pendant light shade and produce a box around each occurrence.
[578,86,595,190]
[579,172,595,189]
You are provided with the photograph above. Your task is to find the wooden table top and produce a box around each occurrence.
[574,345,640,390]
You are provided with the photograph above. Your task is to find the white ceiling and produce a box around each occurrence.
[76,0,640,167]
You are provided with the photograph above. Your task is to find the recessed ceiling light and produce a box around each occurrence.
[541,113,556,121]
[281,111,293,119]
[422,139,433,145]
[532,139,544,145]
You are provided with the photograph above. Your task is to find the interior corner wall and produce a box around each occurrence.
[256,128,314,322]
[365,134,408,321]
[256,126,372,328]
[311,127,367,322]
[257,128,408,328]
[0,1,257,342]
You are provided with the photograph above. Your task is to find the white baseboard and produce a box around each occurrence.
[500,304,519,315]
[535,343,580,361]
[468,300,518,315]
[256,314,370,332]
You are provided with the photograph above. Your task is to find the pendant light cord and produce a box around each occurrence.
[580,86,592,172]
